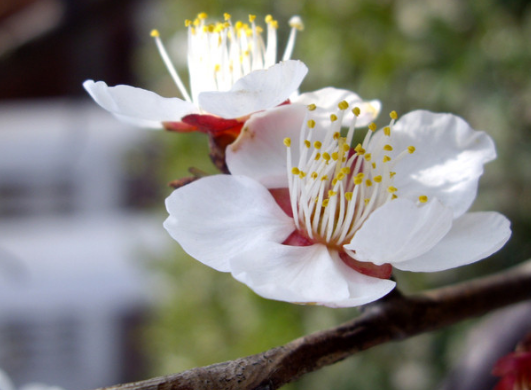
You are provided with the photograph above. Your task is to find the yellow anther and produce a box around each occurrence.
[390,171,396,178]
[198,12,208,19]
[383,155,392,163]
[341,167,351,175]
[332,178,338,186]
[364,153,372,161]
[322,152,331,161]
[390,111,398,120]
[345,192,353,201]
[304,140,311,148]
[374,175,382,183]
[330,114,338,122]
[224,13,231,21]
[331,152,339,161]
[383,144,393,151]
[283,138,291,147]
[314,141,322,149]
[291,167,300,175]
[356,172,365,179]
[355,144,366,155]
[307,119,316,129]
[322,199,329,207]
[408,146,416,154]
[308,103,317,111]
[328,190,337,197]
[289,16,304,30]
[235,21,243,29]
[387,186,398,193]
[419,195,428,203]
[368,122,377,132]
[364,198,370,206]
[185,20,192,27]
[321,175,329,181]
[193,18,201,27]
[214,64,221,72]
[265,15,273,23]
[207,24,215,33]
[343,144,350,152]
[311,172,318,179]
[372,162,376,169]
[299,171,306,179]
[366,179,373,187]
[333,132,340,140]
[392,194,398,199]
[353,107,361,117]
[315,153,321,161]
[354,176,363,185]
[150,29,160,37]
[383,126,391,136]
[271,20,278,28]
[337,172,345,181]
[249,14,256,23]
[338,100,349,110]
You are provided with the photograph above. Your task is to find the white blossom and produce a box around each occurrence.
[164,102,511,307]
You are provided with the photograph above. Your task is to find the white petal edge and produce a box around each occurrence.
[375,110,497,218]
[198,60,308,119]
[230,243,395,307]
[345,198,454,265]
[394,212,511,272]
[83,80,199,127]
[227,104,309,188]
[294,87,381,127]
[163,175,295,272]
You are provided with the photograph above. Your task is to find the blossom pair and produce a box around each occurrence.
[84,12,511,307]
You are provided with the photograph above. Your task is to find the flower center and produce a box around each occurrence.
[150,13,303,106]
[284,103,426,259]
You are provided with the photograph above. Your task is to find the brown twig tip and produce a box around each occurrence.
[168,167,211,189]
[96,259,531,390]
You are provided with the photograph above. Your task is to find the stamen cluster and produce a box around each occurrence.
[284,103,423,251]
[151,13,303,106]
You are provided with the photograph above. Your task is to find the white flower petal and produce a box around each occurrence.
[83,80,198,127]
[227,104,309,188]
[377,110,496,217]
[327,251,397,307]
[198,60,308,119]
[230,243,395,306]
[231,243,349,303]
[394,212,511,272]
[163,175,294,272]
[345,198,453,265]
[294,87,381,127]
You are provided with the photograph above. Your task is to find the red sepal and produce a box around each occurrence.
[339,252,393,279]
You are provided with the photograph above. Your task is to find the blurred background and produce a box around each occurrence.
[0,0,530,389]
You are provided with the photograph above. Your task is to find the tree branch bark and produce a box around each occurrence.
[97,260,531,390]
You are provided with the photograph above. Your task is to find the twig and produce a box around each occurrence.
[96,259,531,390]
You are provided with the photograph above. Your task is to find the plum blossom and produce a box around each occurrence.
[83,13,381,143]
[83,13,309,137]
[0,369,64,390]
[164,101,511,307]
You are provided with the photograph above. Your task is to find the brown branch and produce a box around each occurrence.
[97,260,531,390]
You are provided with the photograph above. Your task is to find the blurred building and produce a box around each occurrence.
[0,1,168,389]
